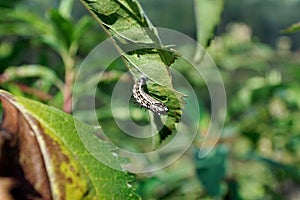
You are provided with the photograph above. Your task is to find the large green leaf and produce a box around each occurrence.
[80,0,184,142]
[0,90,140,199]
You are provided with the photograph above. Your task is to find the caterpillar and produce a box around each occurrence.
[132,76,168,114]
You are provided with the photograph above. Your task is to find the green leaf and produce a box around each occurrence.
[80,0,184,142]
[59,0,75,18]
[0,65,64,91]
[147,82,183,142]
[281,21,300,34]
[49,9,75,49]
[195,145,229,197]
[0,8,50,37]
[79,0,178,80]
[0,7,90,56]
[0,90,140,199]
[73,16,94,44]
[0,8,66,55]
[194,0,224,48]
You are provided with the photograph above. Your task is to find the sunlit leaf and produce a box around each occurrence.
[59,0,74,18]
[80,0,185,143]
[0,90,140,199]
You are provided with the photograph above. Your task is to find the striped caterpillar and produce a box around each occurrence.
[132,76,168,114]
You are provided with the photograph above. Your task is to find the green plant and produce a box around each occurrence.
[1,0,300,199]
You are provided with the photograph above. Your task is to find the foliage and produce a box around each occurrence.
[0,1,101,111]
[0,90,139,199]
[79,0,184,143]
[195,145,229,197]
[1,0,300,200]
[206,22,300,199]
[0,0,141,199]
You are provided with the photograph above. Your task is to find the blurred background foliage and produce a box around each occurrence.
[1,0,300,199]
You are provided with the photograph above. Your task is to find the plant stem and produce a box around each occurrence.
[62,52,75,114]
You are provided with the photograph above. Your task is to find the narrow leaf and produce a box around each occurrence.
[0,65,64,91]
[281,21,300,34]
[194,0,224,48]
